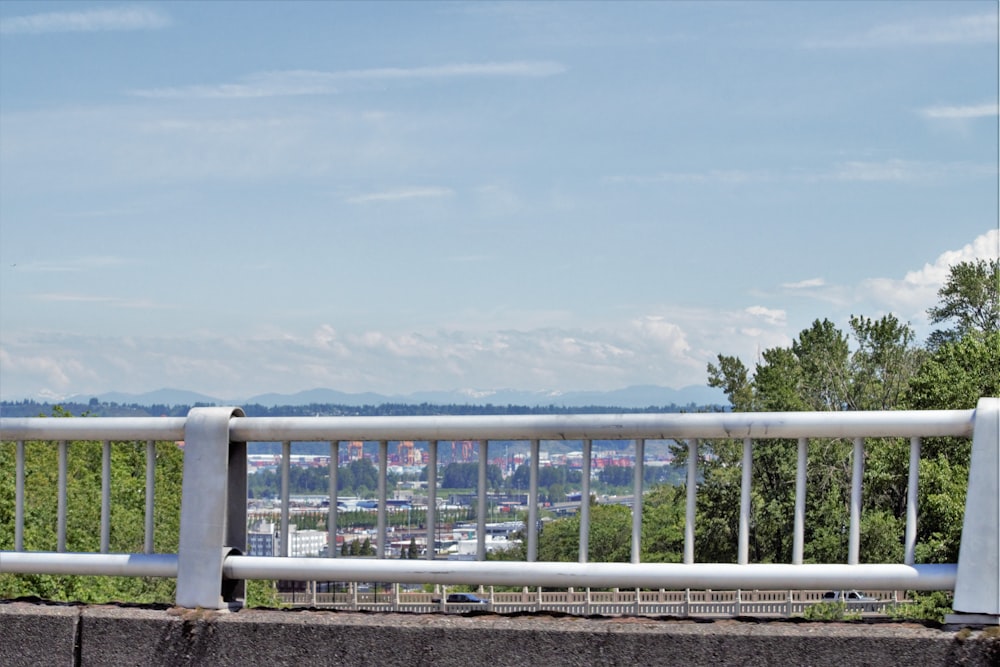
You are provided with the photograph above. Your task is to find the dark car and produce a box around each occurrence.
[446,593,489,604]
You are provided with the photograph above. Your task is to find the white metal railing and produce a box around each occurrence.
[1,399,997,623]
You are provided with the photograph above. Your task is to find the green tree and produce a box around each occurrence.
[440,462,503,489]
[598,465,633,487]
[698,315,923,564]
[926,258,999,349]
[0,426,185,603]
[707,354,753,410]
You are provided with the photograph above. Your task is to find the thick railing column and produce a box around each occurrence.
[426,441,437,560]
[329,441,339,558]
[477,440,487,560]
[579,439,592,563]
[176,407,246,610]
[949,397,1000,624]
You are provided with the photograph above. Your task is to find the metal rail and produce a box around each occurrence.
[1,400,997,623]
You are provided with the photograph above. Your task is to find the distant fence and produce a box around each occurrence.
[277,587,902,617]
[2,398,998,624]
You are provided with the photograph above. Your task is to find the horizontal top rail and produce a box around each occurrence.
[0,417,187,442]
[0,410,974,443]
[226,409,975,442]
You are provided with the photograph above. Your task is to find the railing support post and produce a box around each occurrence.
[948,397,1000,625]
[176,407,246,610]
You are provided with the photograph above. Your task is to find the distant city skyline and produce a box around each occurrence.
[1,2,997,401]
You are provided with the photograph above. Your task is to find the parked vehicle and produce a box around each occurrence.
[821,590,880,612]
[822,590,877,602]
[446,593,489,604]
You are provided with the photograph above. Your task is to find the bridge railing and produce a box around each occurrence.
[1,398,997,623]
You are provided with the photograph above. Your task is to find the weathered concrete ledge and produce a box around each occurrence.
[2,601,998,666]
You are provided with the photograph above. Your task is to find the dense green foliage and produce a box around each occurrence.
[0,433,184,604]
[247,459,379,499]
[802,601,860,622]
[925,258,998,349]
[492,486,686,563]
[440,462,504,490]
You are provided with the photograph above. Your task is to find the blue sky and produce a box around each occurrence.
[0,1,997,402]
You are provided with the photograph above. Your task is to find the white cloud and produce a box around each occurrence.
[131,72,339,100]
[825,159,921,182]
[862,229,999,320]
[606,169,769,185]
[781,278,825,290]
[808,12,998,48]
[15,256,134,273]
[607,160,995,187]
[347,187,454,204]
[334,61,567,80]
[744,306,787,326]
[0,314,718,400]
[818,160,995,184]
[0,6,170,35]
[0,105,398,189]
[920,103,1000,120]
[31,293,166,309]
[131,61,566,99]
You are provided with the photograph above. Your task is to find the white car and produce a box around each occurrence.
[822,590,880,612]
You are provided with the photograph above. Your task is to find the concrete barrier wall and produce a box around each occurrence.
[1,602,998,667]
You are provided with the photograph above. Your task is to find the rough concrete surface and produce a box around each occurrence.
[1,601,998,667]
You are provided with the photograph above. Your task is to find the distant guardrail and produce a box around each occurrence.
[277,587,902,617]
[2,399,997,624]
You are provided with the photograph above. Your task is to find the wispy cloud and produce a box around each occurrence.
[32,293,165,309]
[610,160,995,187]
[920,103,1000,120]
[14,256,134,272]
[131,61,567,99]
[744,306,787,326]
[0,6,170,35]
[821,159,996,183]
[781,278,826,290]
[347,187,454,204]
[334,61,567,80]
[807,12,998,48]
[606,169,769,185]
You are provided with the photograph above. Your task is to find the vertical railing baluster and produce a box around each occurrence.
[176,406,246,610]
[579,439,592,563]
[15,440,25,551]
[684,439,698,564]
[793,437,807,565]
[477,439,487,561]
[849,437,864,565]
[329,441,338,557]
[144,440,155,554]
[631,439,645,564]
[904,436,921,566]
[280,440,290,557]
[57,440,67,553]
[101,440,111,553]
[377,440,388,559]
[738,437,752,565]
[528,439,540,562]
[426,441,437,560]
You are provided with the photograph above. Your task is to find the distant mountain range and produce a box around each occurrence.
[64,384,726,410]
